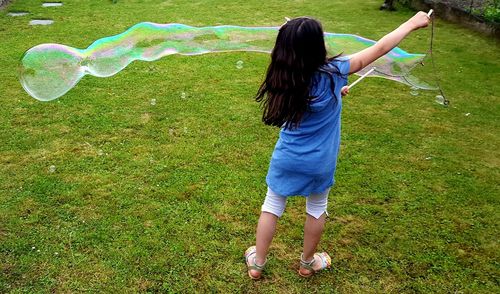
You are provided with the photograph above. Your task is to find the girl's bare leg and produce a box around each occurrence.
[248,212,278,277]
[301,213,327,273]
[255,212,278,264]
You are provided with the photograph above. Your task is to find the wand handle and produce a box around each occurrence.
[428,9,433,17]
[348,67,376,89]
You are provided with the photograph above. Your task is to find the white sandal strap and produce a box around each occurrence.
[252,256,266,270]
[300,253,316,271]
[245,246,267,271]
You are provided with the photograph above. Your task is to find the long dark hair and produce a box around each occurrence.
[256,17,338,129]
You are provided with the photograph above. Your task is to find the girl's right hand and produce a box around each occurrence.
[408,11,431,31]
[341,86,349,97]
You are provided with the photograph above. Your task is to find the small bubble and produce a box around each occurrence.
[48,165,56,173]
[410,86,419,96]
[54,252,59,255]
[32,246,36,250]
[435,95,445,105]
[465,113,470,116]
[181,92,186,99]
[37,249,40,252]
[236,60,244,69]
[150,98,156,106]
[425,157,432,160]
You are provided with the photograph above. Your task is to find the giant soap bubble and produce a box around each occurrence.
[20,22,434,101]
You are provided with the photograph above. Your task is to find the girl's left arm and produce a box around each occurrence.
[348,11,430,74]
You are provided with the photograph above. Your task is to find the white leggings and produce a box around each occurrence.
[261,187,329,219]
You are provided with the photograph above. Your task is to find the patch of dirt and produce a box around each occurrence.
[424,0,493,16]
[431,0,489,13]
[410,0,499,37]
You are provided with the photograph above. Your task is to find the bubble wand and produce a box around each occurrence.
[346,67,376,90]
[426,9,449,106]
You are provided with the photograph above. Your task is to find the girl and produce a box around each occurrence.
[245,12,431,279]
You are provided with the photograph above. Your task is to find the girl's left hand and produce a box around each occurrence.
[341,86,349,97]
[408,11,431,30]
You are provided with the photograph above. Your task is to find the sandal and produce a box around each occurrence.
[298,252,331,277]
[244,246,266,280]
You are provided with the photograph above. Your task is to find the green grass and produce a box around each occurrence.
[1,0,499,292]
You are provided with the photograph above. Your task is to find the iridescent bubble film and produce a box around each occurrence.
[410,86,420,96]
[20,22,435,101]
[435,95,446,105]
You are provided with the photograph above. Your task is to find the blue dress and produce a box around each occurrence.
[266,57,350,197]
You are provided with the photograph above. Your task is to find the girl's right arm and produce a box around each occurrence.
[348,11,431,74]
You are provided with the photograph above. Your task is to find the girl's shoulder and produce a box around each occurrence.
[322,56,350,77]
[309,57,351,110]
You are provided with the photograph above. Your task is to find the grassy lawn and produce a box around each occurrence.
[1,0,499,292]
